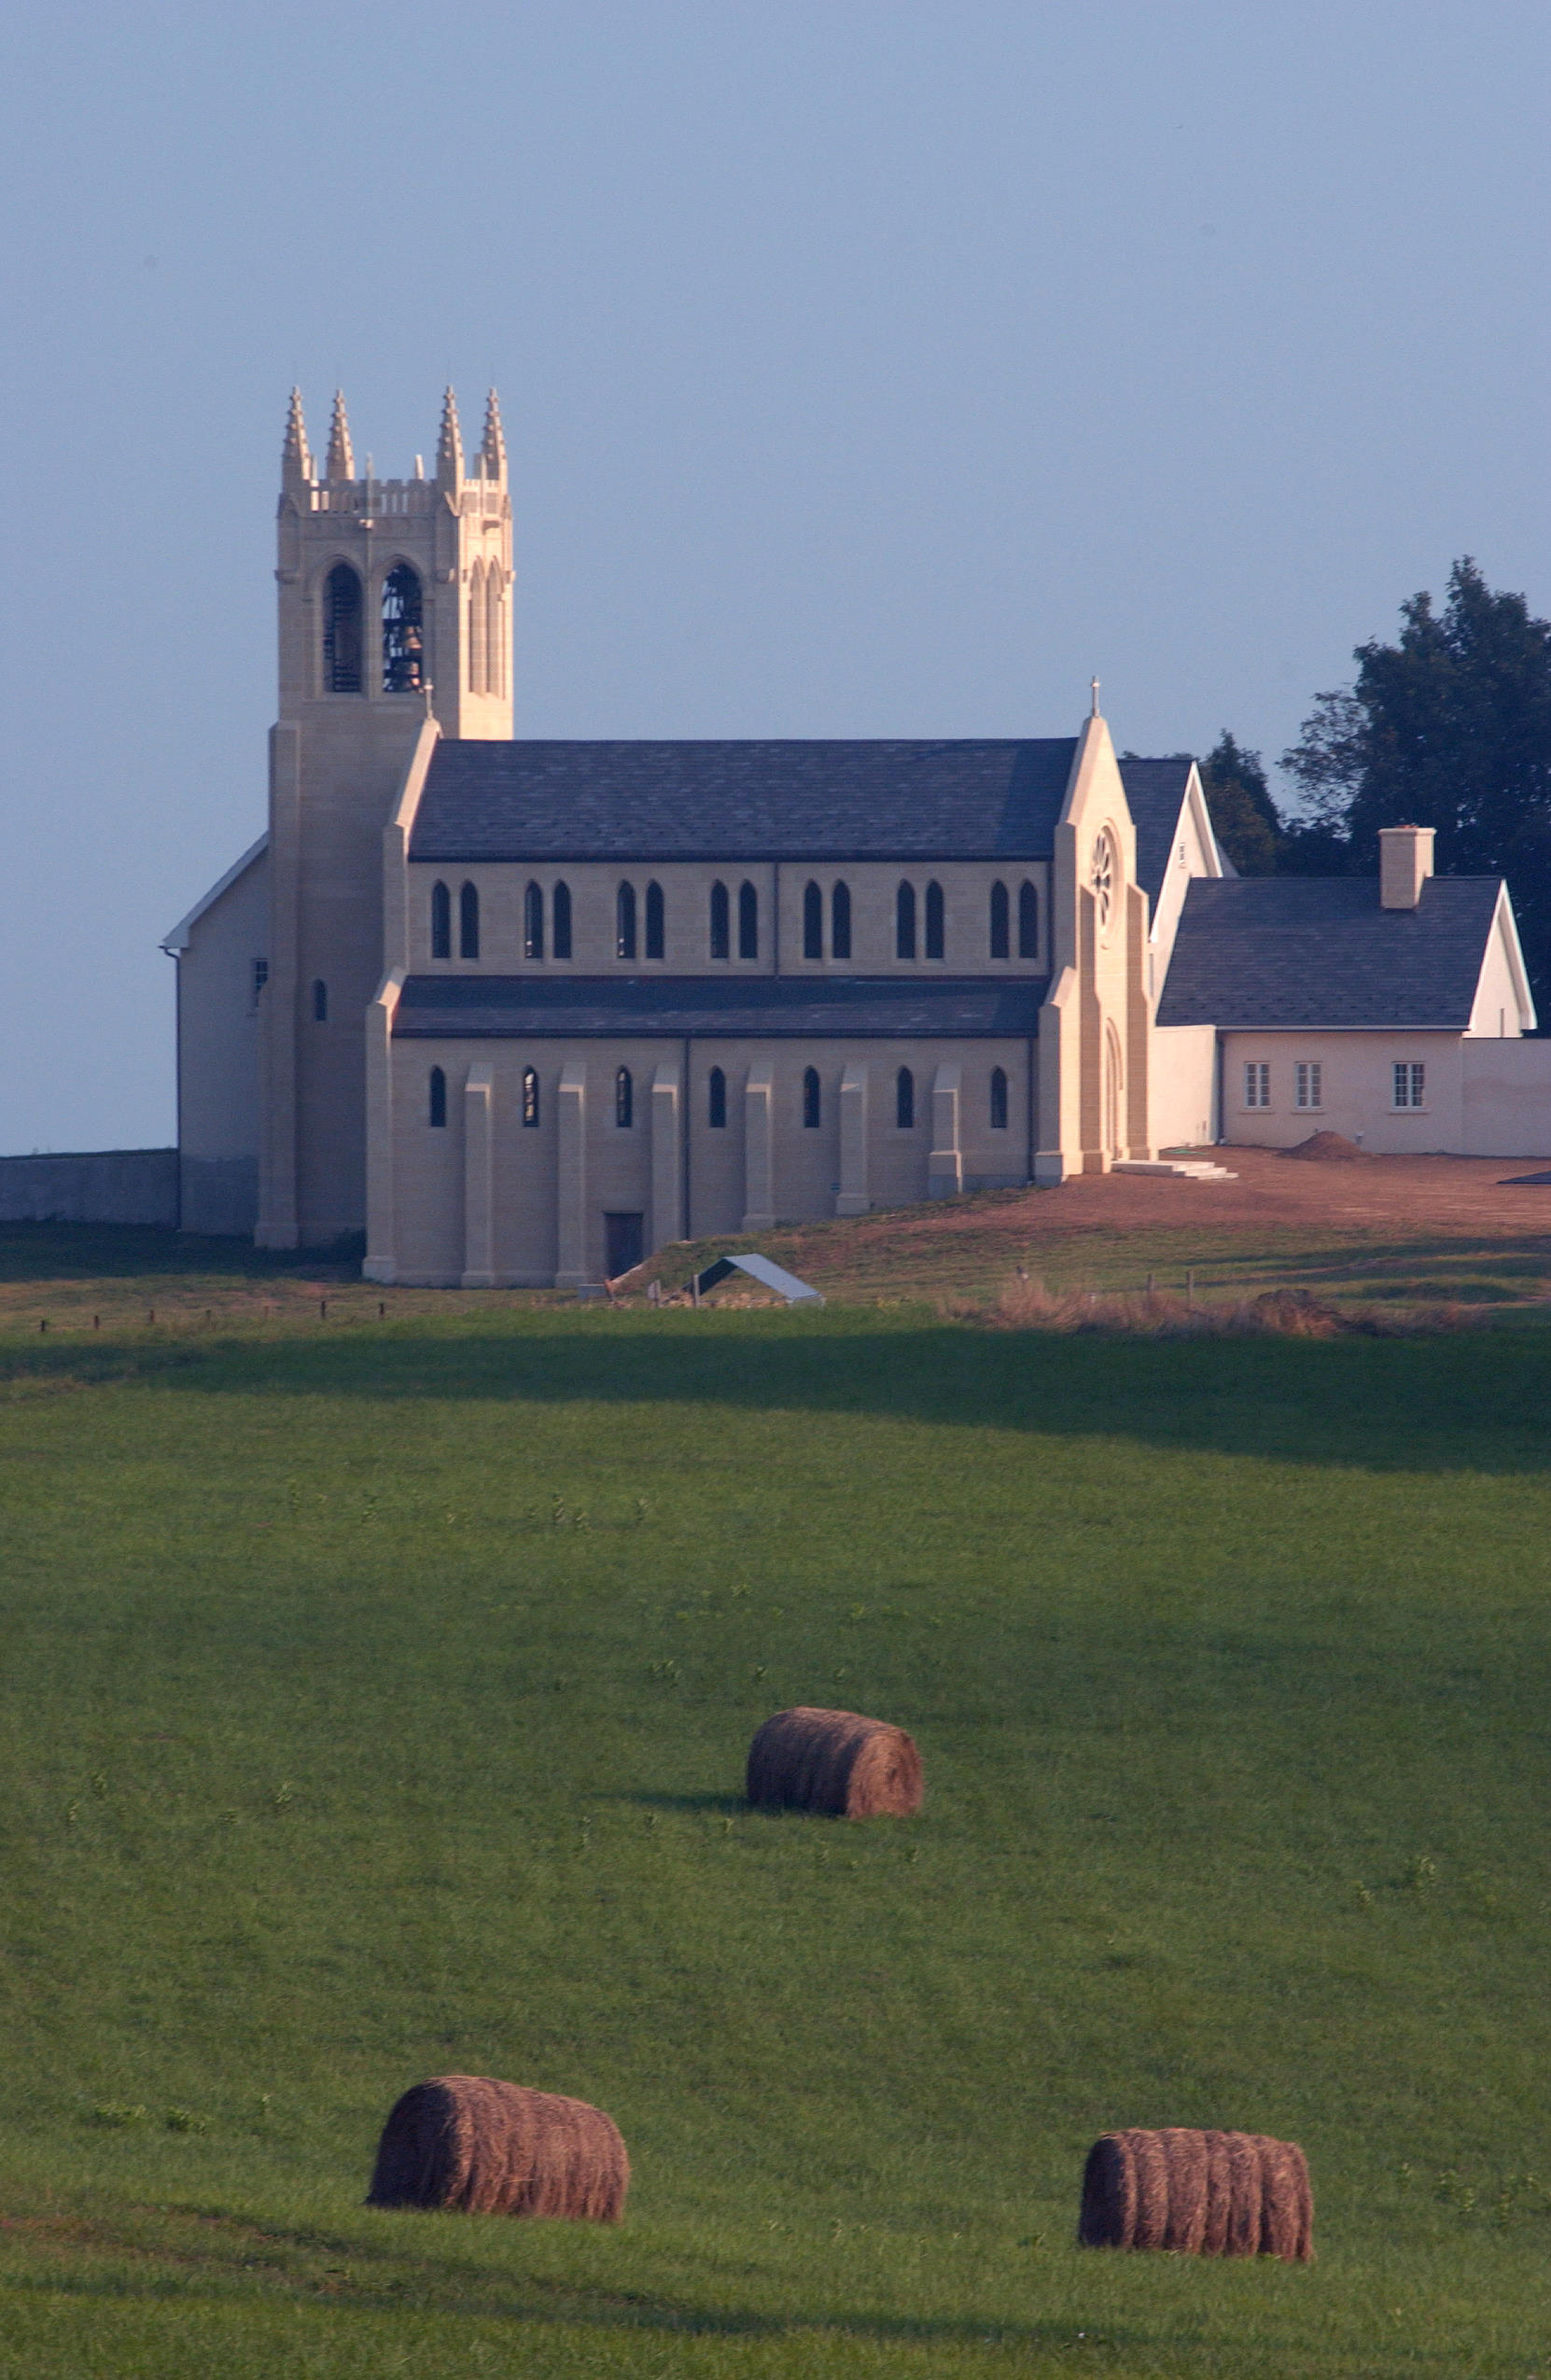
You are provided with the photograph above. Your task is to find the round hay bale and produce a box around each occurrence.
[367,2075,628,2221]
[1078,2128,1312,2261]
[745,1705,923,1819]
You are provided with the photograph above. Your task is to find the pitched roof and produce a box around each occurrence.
[409,739,1078,863]
[1117,758,1195,903]
[1156,875,1502,1029]
[391,973,1046,1040]
[161,833,268,954]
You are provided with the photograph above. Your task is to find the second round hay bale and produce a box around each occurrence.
[366,2075,629,2221]
[746,1705,923,1819]
[1078,2127,1312,2261]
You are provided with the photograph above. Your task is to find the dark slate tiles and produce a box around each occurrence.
[408,738,1079,861]
[1156,875,1502,1029]
[392,973,1047,1040]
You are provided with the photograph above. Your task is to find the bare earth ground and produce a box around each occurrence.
[653,1145,1551,1315]
[4,1145,1551,1330]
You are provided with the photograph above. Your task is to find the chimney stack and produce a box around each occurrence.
[1379,823,1434,910]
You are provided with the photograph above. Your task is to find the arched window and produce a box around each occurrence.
[645,880,664,960]
[616,881,636,960]
[803,880,823,960]
[615,1066,634,1127]
[896,1065,915,1129]
[709,880,730,959]
[323,563,362,693]
[484,564,504,699]
[524,881,544,961]
[738,880,759,959]
[552,880,572,959]
[312,978,328,1023]
[990,1066,1009,1130]
[382,564,424,693]
[428,1065,447,1127]
[468,558,486,694]
[831,880,852,959]
[896,880,916,959]
[522,1066,540,1127]
[1018,880,1040,959]
[707,1066,727,1128]
[803,1066,821,1128]
[925,880,945,960]
[989,880,1010,959]
[430,879,451,959]
[459,881,480,959]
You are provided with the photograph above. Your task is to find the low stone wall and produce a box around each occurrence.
[0,1149,179,1226]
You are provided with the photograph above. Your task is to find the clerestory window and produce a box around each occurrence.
[831,880,852,959]
[924,880,944,960]
[803,880,823,960]
[989,880,1010,959]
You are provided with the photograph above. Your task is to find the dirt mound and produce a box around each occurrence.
[1279,1131,1368,1163]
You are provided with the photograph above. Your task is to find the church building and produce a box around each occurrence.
[161,391,1548,1281]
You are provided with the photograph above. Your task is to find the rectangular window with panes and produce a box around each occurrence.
[1243,1061,1271,1109]
[1392,1061,1426,1109]
[1294,1060,1322,1111]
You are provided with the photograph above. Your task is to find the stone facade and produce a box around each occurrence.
[161,392,1551,1270]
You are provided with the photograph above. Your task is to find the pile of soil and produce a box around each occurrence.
[1279,1131,1369,1163]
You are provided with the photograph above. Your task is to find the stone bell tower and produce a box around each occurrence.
[258,387,513,1247]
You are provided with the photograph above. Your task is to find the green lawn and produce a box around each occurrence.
[0,1281,1547,2374]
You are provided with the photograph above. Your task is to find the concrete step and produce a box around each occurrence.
[1111,1158,1239,1181]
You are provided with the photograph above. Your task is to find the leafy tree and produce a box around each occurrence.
[1199,731,1280,874]
[1280,559,1551,1002]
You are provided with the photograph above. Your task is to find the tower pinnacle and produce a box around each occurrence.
[282,387,313,490]
[481,388,507,481]
[436,386,464,491]
[326,390,355,483]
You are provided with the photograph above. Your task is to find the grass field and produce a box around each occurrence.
[0,1226,1547,2374]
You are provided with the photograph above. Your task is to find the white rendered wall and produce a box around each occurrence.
[1149,1025,1218,1151]
[1460,1040,1551,1155]
[1221,1032,1465,1152]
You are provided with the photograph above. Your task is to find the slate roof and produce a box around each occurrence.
[409,739,1078,862]
[1156,875,1502,1029]
[1118,758,1196,903]
[392,973,1046,1040]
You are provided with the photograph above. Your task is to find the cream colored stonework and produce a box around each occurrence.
[173,389,1551,1280]
[258,389,512,1248]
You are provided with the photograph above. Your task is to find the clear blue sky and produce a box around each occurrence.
[3,1,1548,1151]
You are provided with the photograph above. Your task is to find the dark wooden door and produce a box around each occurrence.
[605,1211,644,1279]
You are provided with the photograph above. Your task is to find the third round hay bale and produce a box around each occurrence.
[366,2075,628,2221]
[1077,2127,1312,2261]
[746,1705,923,1819]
